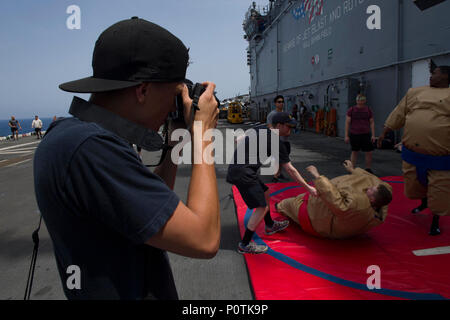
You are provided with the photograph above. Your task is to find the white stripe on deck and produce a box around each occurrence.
[0,151,34,155]
[413,246,450,256]
[5,159,32,168]
[0,141,40,151]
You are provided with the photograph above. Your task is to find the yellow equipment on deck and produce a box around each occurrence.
[227,101,243,124]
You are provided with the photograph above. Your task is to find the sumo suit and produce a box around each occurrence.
[383,86,450,217]
[276,168,391,239]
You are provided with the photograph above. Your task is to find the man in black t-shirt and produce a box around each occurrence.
[227,112,317,254]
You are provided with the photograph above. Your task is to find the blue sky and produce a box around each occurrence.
[0,0,269,119]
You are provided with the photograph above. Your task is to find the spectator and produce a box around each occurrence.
[291,104,299,133]
[299,101,307,131]
[266,95,284,129]
[345,94,376,174]
[267,95,290,181]
[32,115,43,139]
[8,116,21,141]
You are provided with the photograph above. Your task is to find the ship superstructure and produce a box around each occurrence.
[243,0,450,138]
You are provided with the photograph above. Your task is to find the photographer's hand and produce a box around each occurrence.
[192,82,219,131]
[149,81,220,259]
[178,81,219,131]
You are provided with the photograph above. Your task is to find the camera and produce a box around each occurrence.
[171,79,220,122]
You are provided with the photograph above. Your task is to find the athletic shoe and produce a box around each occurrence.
[265,220,289,235]
[274,202,279,212]
[237,241,268,254]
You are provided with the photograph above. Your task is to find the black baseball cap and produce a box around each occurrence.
[272,112,297,127]
[59,17,189,93]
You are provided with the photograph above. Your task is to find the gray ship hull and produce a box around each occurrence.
[244,0,450,138]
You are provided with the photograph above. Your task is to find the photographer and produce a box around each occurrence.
[33,17,220,300]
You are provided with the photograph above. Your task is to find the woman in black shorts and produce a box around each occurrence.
[344,95,376,173]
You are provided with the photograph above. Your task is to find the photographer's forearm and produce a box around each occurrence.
[182,81,220,239]
[187,139,220,239]
[153,152,178,190]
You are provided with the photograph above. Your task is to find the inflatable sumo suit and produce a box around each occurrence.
[277,168,391,239]
[384,86,450,216]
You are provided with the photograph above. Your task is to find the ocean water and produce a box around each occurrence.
[0,117,54,137]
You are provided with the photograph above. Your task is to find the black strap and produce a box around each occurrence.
[24,213,43,300]
[145,120,173,168]
[145,89,204,168]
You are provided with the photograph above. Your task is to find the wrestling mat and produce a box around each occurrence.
[232,176,450,300]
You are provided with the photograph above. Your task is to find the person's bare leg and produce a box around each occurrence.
[263,189,274,227]
[351,151,358,167]
[365,151,372,169]
[264,190,270,214]
[246,207,268,232]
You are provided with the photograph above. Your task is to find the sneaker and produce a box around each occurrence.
[274,202,279,212]
[265,220,290,235]
[238,241,268,254]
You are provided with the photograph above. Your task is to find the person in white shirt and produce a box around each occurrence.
[32,115,43,139]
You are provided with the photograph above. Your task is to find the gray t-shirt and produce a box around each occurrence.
[266,110,278,126]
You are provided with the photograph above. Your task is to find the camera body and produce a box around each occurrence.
[171,79,219,122]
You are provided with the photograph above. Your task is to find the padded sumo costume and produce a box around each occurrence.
[384,86,450,216]
[277,168,391,239]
